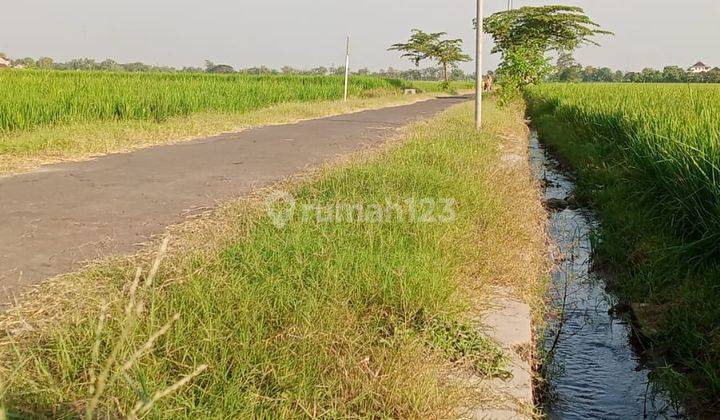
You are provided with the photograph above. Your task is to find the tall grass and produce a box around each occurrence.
[526,83,720,410]
[0,100,541,418]
[0,71,406,135]
[527,83,720,258]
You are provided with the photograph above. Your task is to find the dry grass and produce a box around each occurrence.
[0,98,547,418]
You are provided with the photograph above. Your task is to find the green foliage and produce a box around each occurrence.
[2,103,510,417]
[527,84,720,251]
[526,83,720,406]
[206,64,235,74]
[389,30,471,84]
[549,60,720,83]
[0,71,404,135]
[551,53,583,82]
[483,6,612,54]
[496,43,552,105]
[389,29,440,67]
[426,318,508,377]
[482,6,610,93]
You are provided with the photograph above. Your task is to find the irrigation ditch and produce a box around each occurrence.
[528,129,686,418]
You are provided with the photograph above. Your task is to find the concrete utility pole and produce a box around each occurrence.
[475,0,483,131]
[343,36,351,102]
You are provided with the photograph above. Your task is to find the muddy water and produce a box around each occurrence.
[529,131,684,419]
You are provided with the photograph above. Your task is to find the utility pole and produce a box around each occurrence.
[343,36,350,101]
[475,0,483,130]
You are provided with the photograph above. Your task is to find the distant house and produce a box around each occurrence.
[0,56,10,68]
[689,61,710,73]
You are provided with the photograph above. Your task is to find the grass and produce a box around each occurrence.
[0,98,546,418]
[0,93,438,174]
[0,71,405,134]
[411,80,475,93]
[526,83,720,412]
[0,70,468,174]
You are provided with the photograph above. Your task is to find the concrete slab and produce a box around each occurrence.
[464,289,535,419]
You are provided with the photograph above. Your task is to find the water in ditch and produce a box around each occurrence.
[529,130,685,419]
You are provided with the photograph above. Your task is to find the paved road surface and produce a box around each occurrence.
[0,96,469,304]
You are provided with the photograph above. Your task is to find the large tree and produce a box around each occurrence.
[482,6,611,93]
[389,30,471,85]
[553,52,583,82]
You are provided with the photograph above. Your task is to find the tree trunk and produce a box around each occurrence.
[443,63,449,84]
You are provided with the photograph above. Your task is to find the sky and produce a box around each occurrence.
[2,0,719,72]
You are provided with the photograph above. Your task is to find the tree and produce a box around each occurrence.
[450,67,466,81]
[581,66,597,82]
[641,67,661,83]
[555,52,576,71]
[497,43,552,87]
[662,66,686,83]
[207,64,235,74]
[483,6,611,93]
[308,66,328,75]
[389,29,470,85]
[281,65,297,74]
[37,57,54,69]
[389,30,439,66]
[624,72,642,83]
[99,59,121,71]
[553,52,582,82]
[707,68,720,84]
[594,67,614,82]
[122,62,151,72]
[12,57,37,68]
[63,58,98,70]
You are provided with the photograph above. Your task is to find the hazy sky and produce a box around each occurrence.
[2,1,719,72]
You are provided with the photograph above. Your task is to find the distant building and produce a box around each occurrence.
[689,61,710,73]
[0,56,10,68]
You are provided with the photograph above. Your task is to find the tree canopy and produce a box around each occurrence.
[389,30,471,85]
[483,6,612,55]
[481,5,611,98]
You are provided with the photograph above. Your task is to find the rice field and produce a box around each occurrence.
[526,83,720,407]
[0,70,410,135]
[526,83,720,255]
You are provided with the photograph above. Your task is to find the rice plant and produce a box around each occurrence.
[526,83,720,259]
[0,70,406,134]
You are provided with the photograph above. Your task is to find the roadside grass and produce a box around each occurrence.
[0,92,443,175]
[526,84,720,412]
[411,80,475,93]
[0,98,545,418]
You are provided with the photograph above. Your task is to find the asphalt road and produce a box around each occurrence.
[0,95,469,305]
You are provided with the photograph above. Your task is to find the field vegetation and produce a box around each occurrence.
[0,70,471,174]
[0,99,546,417]
[0,71,405,134]
[526,83,720,409]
